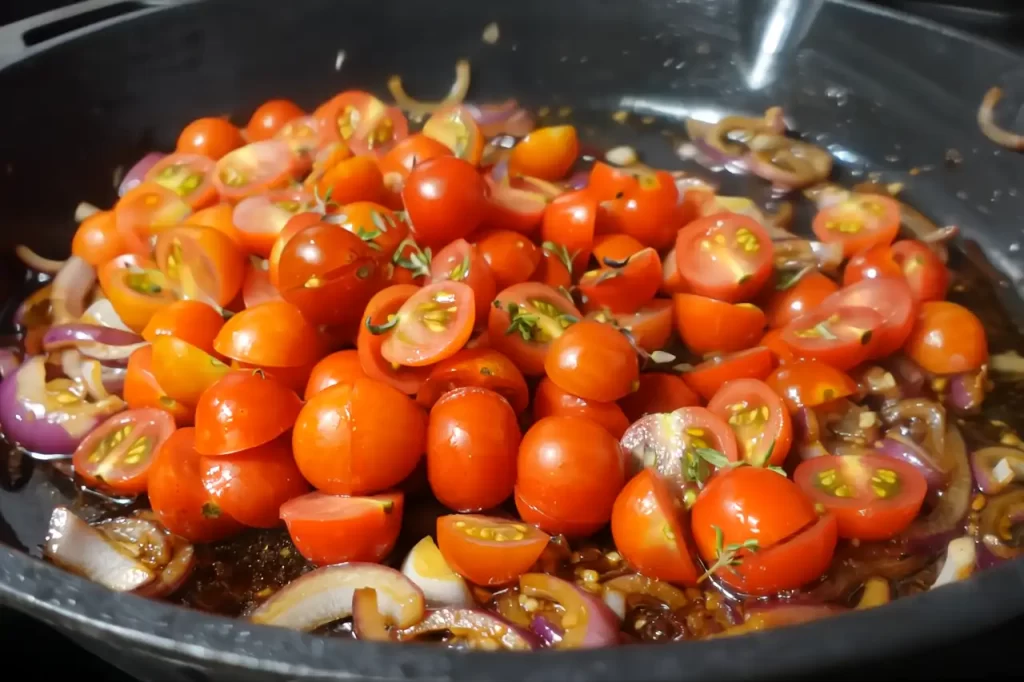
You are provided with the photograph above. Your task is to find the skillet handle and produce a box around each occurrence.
[0,0,197,71]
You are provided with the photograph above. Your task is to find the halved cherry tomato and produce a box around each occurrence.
[267,212,322,289]
[247,99,305,142]
[540,189,598,274]
[177,117,245,160]
[794,454,927,540]
[315,90,409,156]
[114,182,192,257]
[765,359,857,413]
[358,285,432,394]
[429,238,496,326]
[591,234,645,265]
[379,133,453,203]
[305,349,366,399]
[214,300,321,368]
[618,373,700,423]
[760,328,797,365]
[422,105,485,165]
[189,202,243,245]
[379,280,475,367]
[336,201,409,261]
[124,346,194,425]
[72,210,125,267]
[241,260,281,308]
[531,242,573,290]
[199,436,310,528]
[212,140,296,201]
[532,377,630,438]
[72,408,176,495]
[275,116,324,174]
[193,371,302,455]
[482,175,556,236]
[683,347,774,402]
[591,163,680,250]
[675,213,773,303]
[232,189,316,257]
[762,271,839,329]
[281,491,404,565]
[508,125,579,180]
[142,300,225,356]
[707,378,792,466]
[890,240,950,303]
[474,229,541,291]
[314,155,386,206]
[437,514,550,586]
[488,283,582,376]
[403,156,488,248]
[842,243,903,288]
[302,140,353,191]
[415,348,529,413]
[545,320,639,402]
[816,278,915,358]
[515,416,626,537]
[602,299,674,354]
[660,246,690,296]
[780,305,883,371]
[98,254,177,332]
[292,378,427,494]
[673,295,765,356]
[904,300,988,375]
[580,248,662,315]
[145,153,217,210]
[611,469,700,585]
[151,336,230,406]
[228,359,315,396]
[650,407,741,493]
[428,387,520,511]
[812,193,901,258]
[153,224,245,307]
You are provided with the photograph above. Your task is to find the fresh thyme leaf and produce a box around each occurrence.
[693,447,731,469]
[758,441,776,468]
[775,265,812,291]
[698,524,759,583]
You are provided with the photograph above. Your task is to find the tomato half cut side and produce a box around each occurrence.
[98,254,178,332]
[212,140,296,202]
[682,347,774,402]
[145,153,217,210]
[153,224,246,307]
[780,305,884,371]
[358,285,432,395]
[675,213,774,303]
[794,455,927,540]
[707,378,792,467]
[436,514,550,586]
[812,193,901,257]
[317,90,409,157]
[508,125,579,181]
[762,271,839,329]
[72,408,177,495]
[380,280,476,367]
[414,348,529,413]
[816,278,915,358]
[123,346,194,426]
[281,491,405,566]
[608,298,674,353]
[232,189,316,257]
[430,238,497,324]
[673,294,766,356]
[765,359,857,413]
[422,105,485,166]
[488,282,582,376]
[273,115,323,172]
[114,182,193,257]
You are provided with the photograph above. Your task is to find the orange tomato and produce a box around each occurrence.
[315,155,386,206]
[357,285,432,395]
[673,294,766,356]
[531,244,573,290]
[659,246,690,296]
[177,117,245,160]
[281,491,404,566]
[765,359,857,413]
[422,105,485,166]
[142,299,225,356]
[305,349,366,399]
[98,254,177,333]
[213,300,322,368]
[246,99,305,142]
[123,346,194,426]
[618,373,701,423]
[114,182,192,257]
[474,229,542,291]
[532,377,630,439]
[674,213,774,303]
[508,125,579,180]
[153,224,246,307]
[544,320,639,402]
[188,202,244,246]
[760,328,797,365]
[145,153,218,210]
[591,234,645,264]
[437,514,550,586]
[904,301,988,375]
[72,210,125,266]
[193,371,302,455]
[150,336,231,406]
[414,348,529,414]
[762,272,839,329]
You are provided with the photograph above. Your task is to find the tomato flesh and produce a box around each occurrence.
[72,408,176,495]
[706,378,792,467]
[675,213,774,303]
[437,514,550,586]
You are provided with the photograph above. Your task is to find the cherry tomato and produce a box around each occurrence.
[580,247,662,315]
[315,90,408,156]
[302,140,353,191]
[281,492,404,566]
[475,229,541,291]
[72,210,125,267]
[545,320,639,402]
[436,514,550,586]
[98,254,177,332]
[213,300,321,368]
[313,155,386,206]
[683,347,774,402]
[618,373,700,423]
[177,117,245,161]
[305,349,366,399]
[508,125,579,180]
[275,116,324,174]
[430,238,496,325]
[674,213,773,303]
[247,99,305,142]
[781,306,883,371]
[816,278,916,358]
[515,416,626,537]
[760,328,797,365]
[358,285,432,394]
[379,133,453,202]
[336,201,409,261]
[591,163,680,250]
[232,189,316,257]
[532,377,630,438]
[673,295,765,356]
[189,202,243,245]
[765,359,857,412]
[890,240,950,303]
[707,378,792,466]
[145,153,217,210]
[228,359,315,396]
[403,156,488,248]
[794,454,927,540]
[114,182,192,257]
[428,387,520,511]
[762,271,839,329]
[148,427,243,542]
[540,189,598,274]
[142,300,224,356]
[212,140,296,201]
[650,407,740,492]
[482,175,555,236]
[150,336,231,406]
[842,243,903,288]
[904,300,988,375]
[292,378,427,494]
[811,193,901,258]
[72,408,176,496]
[199,436,309,528]
[531,243,573,290]
[124,346,194,426]
[415,348,529,413]
[422,105,485,166]
[267,212,322,289]
[241,260,281,308]
[488,283,583,376]
[611,469,700,585]
[591,234,645,264]
[193,371,302,455]
[660,246,690,296]
[153,224,246,307]
[379,280,475,367]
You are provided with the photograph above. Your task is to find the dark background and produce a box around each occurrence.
[1,0,1023,680]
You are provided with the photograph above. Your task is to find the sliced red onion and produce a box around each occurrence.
[717,604,841,637]
[881,398,946,459]
[972,447,1024,495]
[13,284,53,330]
[601,574,689,611]
[397,608,539,650]
[50,256,96,325]
[946,368,987,414]
[15,245,66,274]
[119,152,166,197]
[601,587,626,620]
[530,614,564,646]
[43,324,143,352]
[248,563,425,631]
[352,588,393,641]
[44,507,155,592]
[979,489,1024,560]
[877,434,949,490]
[465,100,535,138]
[744,136,833,190]
[81,298,133,332]
[518,573,619,649]
[399,536,474,608]
[566,169,590,190]
[883,355,927,399]
[903,425,971,545]
[0,350,20,381]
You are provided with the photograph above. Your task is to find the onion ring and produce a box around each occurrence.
[978,87,1024,151]
[388,60,471,119]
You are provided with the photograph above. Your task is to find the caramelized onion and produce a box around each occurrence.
[601,574,690,611]
[977,87,1024,152]
[772,239,843,273]
[388,60,470,118]
[44,507,154,592]
[946,368,987,414]
[745,134,833,189]
[352,588,394,641]
[903,426,971,544]
[809,543,931,603]
[881,398,946,460]
[94,511,195,598]
[714,604,840,638]
[464,100,535,137]
[979,489,1024,560]
[877,434,950,490]
[972,447,1024,495]
[15,245,66,274]
[397,608,539,650]
[50,256,96,325]
[854,577,891,610]
[518,573,619,649]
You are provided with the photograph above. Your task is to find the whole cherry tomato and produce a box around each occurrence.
[904,300,987,375]
[430,238,497,326]
[765,359,857,413]
[193,371,302,455]
[379,133,453,203]
[842,243,903,287]
[415,348,529,414]
[72,211,125,267]
[281,491,404,566]
[177,117,245,161]
[675,213,774,303]
[379,280,476,367]
[488,283,582,376]
[811,193,900,258]
[760,328,797,365]
[214,300,322,368]
[618,373,701,423]
[540,189,598,274]
[142,300,225,356]
[660,246,690,296]
[123,346,194,426]
[305,349,366,399]
[437,514,550,586]
[762,271,839,329]
[336,201,409,262]
[313,155,386,206]
[72,408,177,496]
[358,285,432,394]
[591,163,680,250]
[508,125,579,180]
[233,189,316,257]
[707,378,792,466]
[532,377,630,438]
[673,294,766,356]
[246,99,305,142]
[683,347,774,402]
[544,320,639,402]
[189,202,243,246]
[403,156,488,248]
[474,229,541,291]
[579,247,661,314]
[151,336,230,406]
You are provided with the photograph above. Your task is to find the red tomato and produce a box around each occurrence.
[760,328,797,365]
[422,105,485,165]
[660,246,690,296]
[415,348,529,413]
[780,306,884,371]
[145,153,217,210]
[474,230,541,291]
[904,301,988,375]
[707,378,792,466]
[765,359,857,413]
[358,285,432,394]
[618,373,701,422]
[811,193,901,258]
[193,371,302,455]
[292,378,427,495]
[675,213,774,303]
[544,320,639,402]
[212,141,297,201]
[189,202,243,245]
[241,261,282,308]
[683,347,774,401]
[151,336,231,406]
[379,133,453,202]
[336,201,409,262]
[315,90,408,156]
[281,492,404,565]
[72,408,176,495]
[232,189,316,257]
[229,359,315,396]
[673,295,766,356]
[540,189,598,274]
[655,407,741,490]
[403,156,487,248]
[842,243,903,288]
[247,99,305,142]
[427,387,520,511]
[98,255,177,332]
[532,377,630,439]
[488,283,583,376]
[124,346,194,426]
[508,125,579,180]
[153,224,246,307]
[890,240,950,302]
[267,212,322,290]
[607,299,674,352]
[430,238,497,325]
[611,469,700,585]
[579,247,661,314]
[794,455,927,540]
[114,183,192,257]
[313,155,386,206]
[762,272,839,329]
[177,117,245,161]
[816,278,916,358]
[148,428,243,543]
[379,280,476,367]
[482,175,553,236]
[72,210,125,267]
[142,300,224,356]
[515,416,626,537]
[730,513,838,595]
[274,116,324,174]
[436,514,550,586]
[214,300,322,368]
[591,234,645,264]
[305,349,366,399]
[591,163,680,250]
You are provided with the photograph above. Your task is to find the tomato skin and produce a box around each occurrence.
[812,193,901,257]
[540,189,598,274]
[142,300,225,357]
[591,234,645,264]
[148,428,244,543]
[403,156,488,248]
[609,299,674,353]
[890,240,950,303]
[488,283,583,377]
[427,387,520,512]
[675,213,774,303]
[532,377,630,439]
[422,105,485,166]
[193,371,302,456]
[124,346,194,426]
[817,278,915,359]
[763,272,839,329]
[842,243,902,288]
[707,378,792,467]
[611,469,700,585]
[72,211,125,267]
[544,320,639,402]
[780,305,884,372]
[358,285,432,394]
[683,347,774,402]
[151,336,231,406]
[336,201,409,262]
[153,224,246,307]
[516,416,626,537]
[214,300,322,368]
[660,246,690,296]
[379,133,453,203]
[146,153,218,210]
[415,348,529,413]
[437,514,550,586]
[292,378,427,495]
[305,349,366,399]
[281,492,404,566]
[482,175,554,236]
[315,155,386,206]
[904,301,988,375]
[760,328,797,366]
[430,239,497,328]
[579,247,662,314]
[98,254,177,333]
[618,373,700,423]
[115,182,193,257]
[177,117,245,160]
[508,125,579,180]
[727,513,838,595]
[673,295,766,356]
[765,359,857,413]
[247,99,305,142]
[189,203,243,246]
[474,230,541,291]
[72,408,176,496]
[591,164,680,250]
[381,280,476,367]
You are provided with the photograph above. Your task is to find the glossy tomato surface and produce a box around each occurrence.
[281,492,404,566]
[437,514,549,586]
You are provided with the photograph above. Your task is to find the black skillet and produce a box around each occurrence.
[2,0,1024,680]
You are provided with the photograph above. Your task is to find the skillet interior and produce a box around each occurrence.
[2,0,1024,679]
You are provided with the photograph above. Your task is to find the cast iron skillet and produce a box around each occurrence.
[2,0,1024,680]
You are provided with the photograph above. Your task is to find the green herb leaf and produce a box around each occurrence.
[775,265,812,291]
[813,320,838,340]
[758,441,776,468]
[694,447,731,469]
[542,241,574,277]
[767,466,788,476]
[370,210,389,233]
[699,524,759,583]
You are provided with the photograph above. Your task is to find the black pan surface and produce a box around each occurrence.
[1,1,1024,680]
